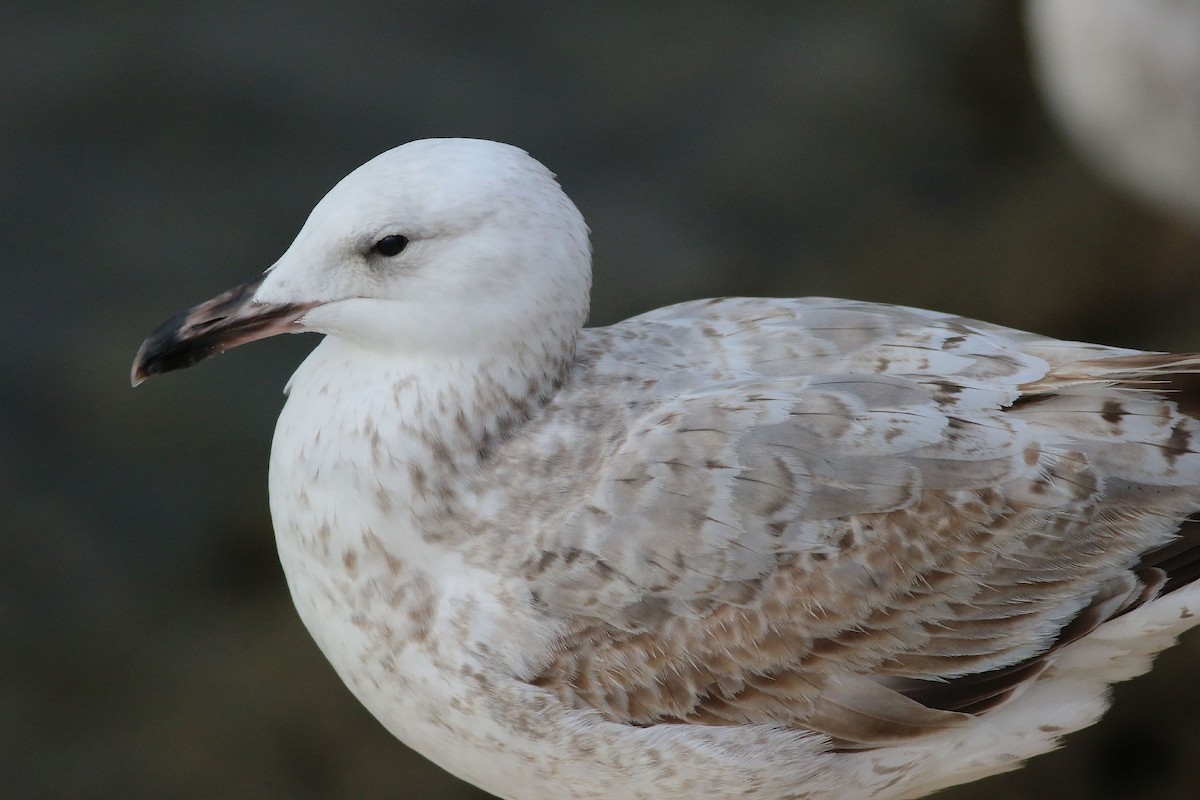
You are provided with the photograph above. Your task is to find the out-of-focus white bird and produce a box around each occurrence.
[1027,0,1200,224]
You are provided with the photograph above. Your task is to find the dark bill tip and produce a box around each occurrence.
[131,275,315,386]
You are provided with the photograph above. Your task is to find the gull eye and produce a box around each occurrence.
[371,235,409,257]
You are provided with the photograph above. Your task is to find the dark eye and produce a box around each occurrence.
[371,235,409,257]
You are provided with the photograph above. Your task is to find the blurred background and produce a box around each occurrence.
[5,1,1200,798]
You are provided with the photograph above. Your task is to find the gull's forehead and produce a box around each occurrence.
[306,138,550,238]
[352,139,541,204]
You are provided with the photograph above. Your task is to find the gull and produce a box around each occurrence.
[132,138,1200,800]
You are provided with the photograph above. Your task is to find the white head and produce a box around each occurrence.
[132,139,592,382]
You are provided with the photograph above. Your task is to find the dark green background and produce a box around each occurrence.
[5,2,1199,798]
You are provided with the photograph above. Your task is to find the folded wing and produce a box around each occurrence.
[522,299,1200,748]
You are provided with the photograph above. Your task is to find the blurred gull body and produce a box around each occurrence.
[133,139,1200,799]
[1027,0,1200,224]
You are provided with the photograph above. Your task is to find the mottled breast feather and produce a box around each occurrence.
[495,298,1200,748]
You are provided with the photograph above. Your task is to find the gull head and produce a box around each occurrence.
[131,138,592,385]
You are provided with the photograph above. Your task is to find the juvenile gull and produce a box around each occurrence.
[132,138,1200,800]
